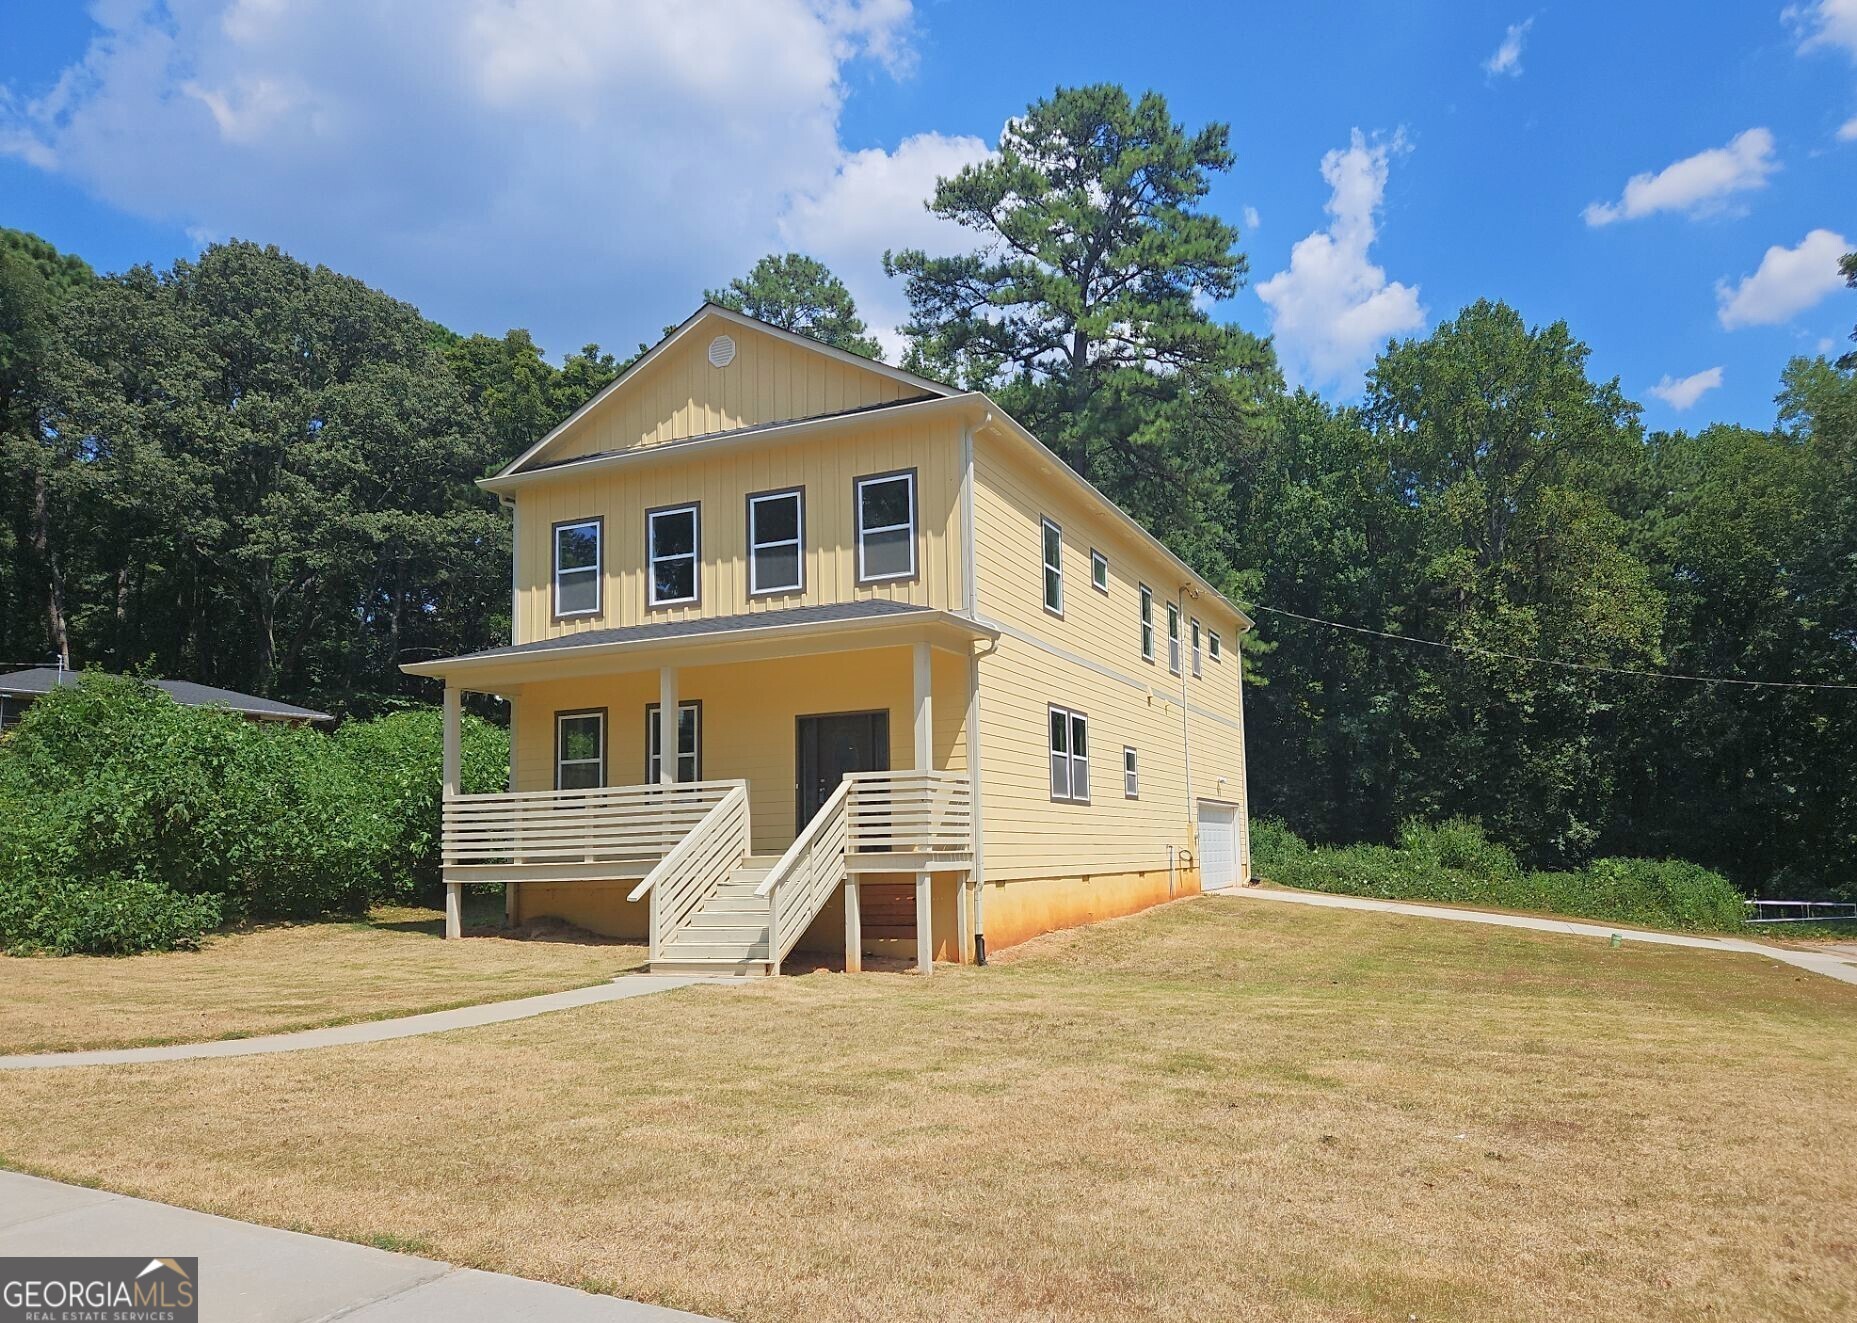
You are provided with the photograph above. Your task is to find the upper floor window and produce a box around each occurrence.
[645,701,702,783]
[553,518,602,618]
[748,488,804,596]
[647,503,700,607]
[1049,704,1090,803]
[1191,619,1203,678]
[1091,549,1109,594]
[1042,518,1064,615]
[1166,602,1182,674]
[1139,584,1154,662]
[855,470,916,584]
[555,709,605,789]
[1123,746,1139,799]
[1209,631,1222,662]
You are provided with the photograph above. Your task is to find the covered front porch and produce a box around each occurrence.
[410,603,994,974]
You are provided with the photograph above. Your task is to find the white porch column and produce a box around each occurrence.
[658,666,679,785]
[915,870,932,974]
[442,684,462,940]
[912,641,933,771]
[844,879,862,974]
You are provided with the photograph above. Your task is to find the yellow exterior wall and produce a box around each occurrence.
[512,416,966,644]
[538,320,930,464]
[970,434,1248,913]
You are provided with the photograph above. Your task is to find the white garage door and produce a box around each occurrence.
[1198,801,1238,890]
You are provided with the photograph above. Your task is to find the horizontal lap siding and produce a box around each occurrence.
[972,438,1248,884]
[545,323,923,463]
[514,418,965,643]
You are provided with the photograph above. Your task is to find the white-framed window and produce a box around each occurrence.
[748,488,804,596]
[1167,602,1182,675]
[1123,746,1139,799]
[646,503,700,607]
[1042,517,1064,615]
[1191,619,1203,678]
[1091,549,1109,594]
[555,709,605,790]
[1139,584,1154,662]
[553,518,602,618]
[1209,631,1222,662]
[645,701,702,783]
[855,470,916,583]
[1048,704,1090,803]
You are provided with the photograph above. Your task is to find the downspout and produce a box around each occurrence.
[961,418,989,964]
[1178,584,1196,882]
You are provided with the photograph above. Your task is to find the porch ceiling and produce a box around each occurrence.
[401,602,995,692]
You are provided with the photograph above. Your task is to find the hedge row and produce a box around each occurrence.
[1250,817,1748,933]
[0,675,507,954]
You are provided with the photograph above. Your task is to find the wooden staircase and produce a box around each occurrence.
[652,855,784,975]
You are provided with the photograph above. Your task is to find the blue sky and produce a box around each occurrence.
[2,1,1853,429]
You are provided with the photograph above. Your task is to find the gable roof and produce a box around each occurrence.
[499,303,956,478]
[0,668,334,723]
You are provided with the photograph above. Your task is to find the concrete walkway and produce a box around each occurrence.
[0,1170,724,1322]
[0,974,722,1071]
[1218,886,1857,986]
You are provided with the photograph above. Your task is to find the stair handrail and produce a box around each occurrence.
[757,777,852,972]
[628,780,750,962]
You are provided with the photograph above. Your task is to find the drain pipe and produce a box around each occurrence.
[962,417,989,966]
[1177,583,1197,881]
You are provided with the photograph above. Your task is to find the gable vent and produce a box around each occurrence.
[707,334,736,368]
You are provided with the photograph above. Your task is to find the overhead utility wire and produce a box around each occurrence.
[1251,604,1857,693]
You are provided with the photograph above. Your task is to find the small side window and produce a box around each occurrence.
[1041,518,1064,615]
[1166,602,1181,675]
[1191,619,1203,678]
[1049,705,1090,803]
[1209,631,1222,662]
[1139,585,1154,662]
[1090,549,1109,594]
[1123,747,1139,799]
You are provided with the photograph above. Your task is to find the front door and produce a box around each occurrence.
[796,711,890,834]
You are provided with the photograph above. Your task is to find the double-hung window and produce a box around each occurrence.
[1048,705,1090,803]
[1209,631,1222,662]
[855,470,916,583]
[1139,585,1154,662]
[645,701,702,783]
[1123,746,1139,799]
[647,504,700,607]
[553,518,602,618]
[1091,549,1109,594]
[555,709,605,789]
[747,488,804,596]
[1191,619,1203,678]
[1041,518,1064,615]
[1166,602,1182,675]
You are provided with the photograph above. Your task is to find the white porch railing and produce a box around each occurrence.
[845,769,973,856]
[757,777,851,972]
[629,781,751,961]
[441,780,741,882]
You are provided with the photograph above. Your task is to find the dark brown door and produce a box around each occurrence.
[796,711,890,834]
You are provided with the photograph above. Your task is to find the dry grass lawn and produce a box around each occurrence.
[1,897,1853,1322]
[0,895,643,1053]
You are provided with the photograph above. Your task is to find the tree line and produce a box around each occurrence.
[2,84,1853,900]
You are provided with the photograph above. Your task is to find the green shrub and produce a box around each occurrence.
[0,675,508,953]
[1247,817,1309,875]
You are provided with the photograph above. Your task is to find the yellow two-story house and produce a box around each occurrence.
[405,304,1252,974]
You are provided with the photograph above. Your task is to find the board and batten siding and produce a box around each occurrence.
[540,321,930,464]
[970,434,1248,884]
[512,417,967,644]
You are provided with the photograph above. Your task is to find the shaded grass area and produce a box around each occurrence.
[0,894,643,1053]
[1,898,1853,1322]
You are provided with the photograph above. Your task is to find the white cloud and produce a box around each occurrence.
[1787,0,1857,59]
[776,130,992,358]
[1242,205,1261,232]
[0,0,920,356]
[1582,128,1779,226]
[1716,228,1850,328]
[1839,116,1857,141]
[1646,366,1724,411]
[1255,130,1424,395]
[1484,18,1534,77]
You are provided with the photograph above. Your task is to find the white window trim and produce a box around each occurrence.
[1209,631,1222,662]
[1123,746,1139,799]
[552,518,602,619]
[1167,602,1182,676]
[747,488,805,596]
[1191,619,1203,678]
[1090,549,1109,594]
[1049,704,1090,804]
[855,471,917,584]
[1139,584,1154,663]
[555,710,605,789]
[1041,517,1064,616]
[645,700,702,783]
[647,503,700,607]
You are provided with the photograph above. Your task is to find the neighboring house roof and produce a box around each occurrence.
[403,600,995,679]
[0,668,334,724]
